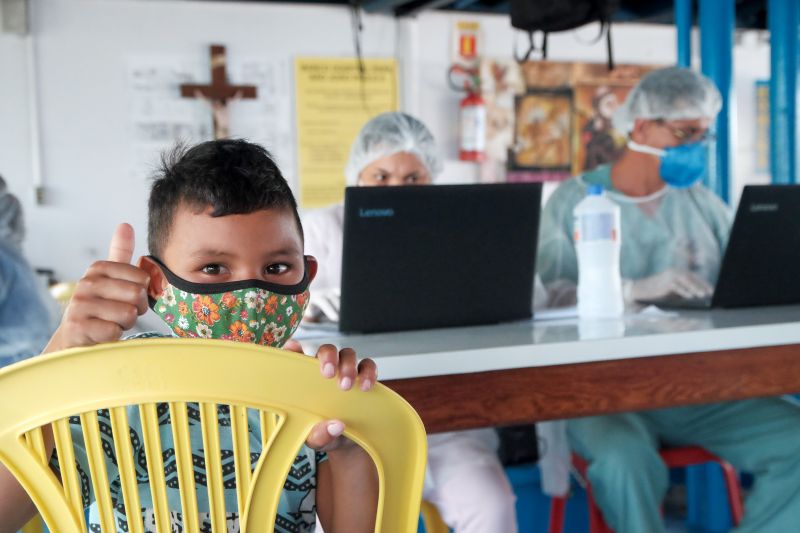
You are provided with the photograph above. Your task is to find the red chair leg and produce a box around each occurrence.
[572,454,615,533]
[548,489,612,533]
[718,460,745,525]
[548,496,567,533]
[661,447,745,527]
[572,446,744,533]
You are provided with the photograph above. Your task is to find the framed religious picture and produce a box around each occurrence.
[520,61,573,89]
[481,59,660,183]
[508,88,573,182]
[572,84,631,175]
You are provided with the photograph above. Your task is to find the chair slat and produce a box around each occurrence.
[25,427,47,463]
[259,411,278,449]
[109,407,144,533]
[199,403,227,531]
[242,416,309,533]
[52,418,87,531]
[139,404,171,533]
[229,405,252,519]
[169,402,200,533]
[80,411,116,531]
[20,516,43,533]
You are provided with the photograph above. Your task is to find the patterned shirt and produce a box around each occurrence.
[50,332,326,533]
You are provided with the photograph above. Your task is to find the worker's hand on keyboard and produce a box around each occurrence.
[625,268,714,303]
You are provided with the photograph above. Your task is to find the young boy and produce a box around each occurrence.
[0,139,379,533]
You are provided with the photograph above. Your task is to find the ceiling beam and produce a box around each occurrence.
[396,0,454,16]
[360,0,412,14]
[451,0,482,9]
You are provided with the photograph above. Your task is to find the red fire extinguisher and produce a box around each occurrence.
[450,66,486,162]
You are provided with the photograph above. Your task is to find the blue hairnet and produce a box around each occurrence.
[613,67,722,134]
[0,177,24,249]
[345,112,443,185]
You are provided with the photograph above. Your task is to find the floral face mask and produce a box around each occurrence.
[147,257,310,348]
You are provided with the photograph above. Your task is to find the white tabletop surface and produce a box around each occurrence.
[295,305,800,380]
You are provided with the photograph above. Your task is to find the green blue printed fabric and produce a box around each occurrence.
[152,285,309,348]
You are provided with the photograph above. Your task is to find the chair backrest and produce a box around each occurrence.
[0,338,427,533]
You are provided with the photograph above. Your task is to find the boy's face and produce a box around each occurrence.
[141,203,315,299]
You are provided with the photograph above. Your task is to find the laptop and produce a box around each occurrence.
[638,184,800,309]
[338,183,542,333]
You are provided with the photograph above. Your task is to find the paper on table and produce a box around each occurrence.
[533,306,578,321]
[533,305,679,322]
[637,305,680,317]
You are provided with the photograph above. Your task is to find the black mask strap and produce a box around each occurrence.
[146,256,311,309]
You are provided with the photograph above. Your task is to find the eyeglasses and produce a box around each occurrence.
[654,119,715,143]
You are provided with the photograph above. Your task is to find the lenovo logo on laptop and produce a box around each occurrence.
[749,203,779,213]
[359,207,395,218]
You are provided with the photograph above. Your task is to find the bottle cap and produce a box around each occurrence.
[587,184,604,196]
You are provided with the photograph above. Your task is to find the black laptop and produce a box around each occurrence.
[338,183,542,333]
[639,184,800,309]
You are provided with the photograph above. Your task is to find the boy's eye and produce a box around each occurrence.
[201,264,223,275]
[265,264,290,275]
[404,174,418,184]
[375,173,388,182]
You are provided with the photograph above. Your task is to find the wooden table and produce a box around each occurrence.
[297,306,800,433]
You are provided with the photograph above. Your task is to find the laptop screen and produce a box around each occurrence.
[339,183,542,333]
[713,184,800,308]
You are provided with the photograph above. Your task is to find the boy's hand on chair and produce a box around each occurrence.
[283,340,378,452]
[44,223,150,353]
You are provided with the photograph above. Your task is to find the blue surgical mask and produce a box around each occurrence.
[628,140,708,188]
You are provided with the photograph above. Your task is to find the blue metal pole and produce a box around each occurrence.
[699,0,734,203]
[768,0,799,184]
[675,0,693,67]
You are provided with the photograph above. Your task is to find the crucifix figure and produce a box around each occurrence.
[180,45,257,139]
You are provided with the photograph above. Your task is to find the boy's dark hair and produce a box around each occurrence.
[148,139,302,257]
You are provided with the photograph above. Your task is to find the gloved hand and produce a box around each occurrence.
[305,287,341,323]
[624,269,714,303]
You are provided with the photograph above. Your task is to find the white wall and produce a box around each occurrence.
[0,0,771,280]
[0,31,31,218]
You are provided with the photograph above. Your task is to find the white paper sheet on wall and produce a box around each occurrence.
[126,56,295,186]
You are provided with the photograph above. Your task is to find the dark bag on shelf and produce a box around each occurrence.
[510,0,620,68]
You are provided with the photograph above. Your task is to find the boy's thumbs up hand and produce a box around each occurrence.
[44,224,151,354]
[107,223,136,264]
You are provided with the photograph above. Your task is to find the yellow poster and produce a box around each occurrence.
[295,57,398,208]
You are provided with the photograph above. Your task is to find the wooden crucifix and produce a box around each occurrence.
[180,45,257,139]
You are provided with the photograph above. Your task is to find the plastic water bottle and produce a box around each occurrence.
[574,184,624,318]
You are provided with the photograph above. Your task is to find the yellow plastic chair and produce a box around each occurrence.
[20,517,43,533]
[419,500,450,533]
[0,338,427,533]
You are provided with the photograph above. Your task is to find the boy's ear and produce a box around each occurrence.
[305,255,318,283]
[137,256,168,300]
